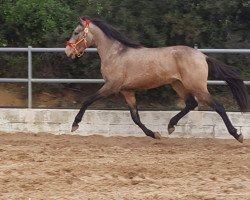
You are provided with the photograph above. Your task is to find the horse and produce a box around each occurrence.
[65,17,248,143]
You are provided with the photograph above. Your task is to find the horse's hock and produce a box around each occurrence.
[0,108,249,139]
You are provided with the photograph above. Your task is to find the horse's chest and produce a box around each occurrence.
[100,64,124,81]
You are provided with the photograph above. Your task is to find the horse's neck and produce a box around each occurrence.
[91,25,121,62]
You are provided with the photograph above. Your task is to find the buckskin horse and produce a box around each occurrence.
[65,17,248,143]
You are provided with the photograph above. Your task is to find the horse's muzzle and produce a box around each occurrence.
[65,46,76,59]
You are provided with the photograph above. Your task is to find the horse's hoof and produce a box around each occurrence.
[168,127,175,135]
[237,134,243,143]
[154,132,161,140]
[71,125,79,132]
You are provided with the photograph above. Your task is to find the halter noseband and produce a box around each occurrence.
[66,19,91,57]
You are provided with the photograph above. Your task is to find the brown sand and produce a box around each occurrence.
[0,132,249,200]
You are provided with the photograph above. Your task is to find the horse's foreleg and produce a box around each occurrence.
[168,94,198,134]
[72,83,115,132]
[121,91,161,139]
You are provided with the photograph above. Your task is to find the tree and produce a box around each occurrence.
[0,0,74,46]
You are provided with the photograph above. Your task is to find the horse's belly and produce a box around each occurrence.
[121,73,177,90]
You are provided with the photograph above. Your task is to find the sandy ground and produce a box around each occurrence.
[0,132,249,200]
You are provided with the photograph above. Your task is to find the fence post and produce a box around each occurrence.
[28,46,32,108]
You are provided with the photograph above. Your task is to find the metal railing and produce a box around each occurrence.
[0,46,250,108]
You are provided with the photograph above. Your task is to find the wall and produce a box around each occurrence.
[0,108,249,139]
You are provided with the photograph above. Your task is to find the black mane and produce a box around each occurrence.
[81,17,142,49]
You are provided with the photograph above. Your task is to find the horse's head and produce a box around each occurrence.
[65,18,94,59]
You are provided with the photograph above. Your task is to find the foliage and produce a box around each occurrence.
[0,0,74,46]
[0,0,249,50]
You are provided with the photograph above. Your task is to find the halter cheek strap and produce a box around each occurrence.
[66,19,91,57]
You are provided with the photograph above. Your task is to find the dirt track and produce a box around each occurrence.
[0,132,249,200]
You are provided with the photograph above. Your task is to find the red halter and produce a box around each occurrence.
[66,19,91,57]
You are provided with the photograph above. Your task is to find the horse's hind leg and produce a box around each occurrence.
[168,94,198,134]
[168,81,198,134]
[197,92,243,143]
[121,91,161,139]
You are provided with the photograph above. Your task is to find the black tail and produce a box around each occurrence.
[206,57,248,112]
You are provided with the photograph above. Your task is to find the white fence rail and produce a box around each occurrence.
[0,46,250,108]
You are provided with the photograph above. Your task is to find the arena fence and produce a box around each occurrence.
[0,46,250,108]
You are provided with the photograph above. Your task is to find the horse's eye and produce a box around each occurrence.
[74,32,79,36]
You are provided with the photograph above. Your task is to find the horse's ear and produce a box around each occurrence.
[79,17,85,25]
